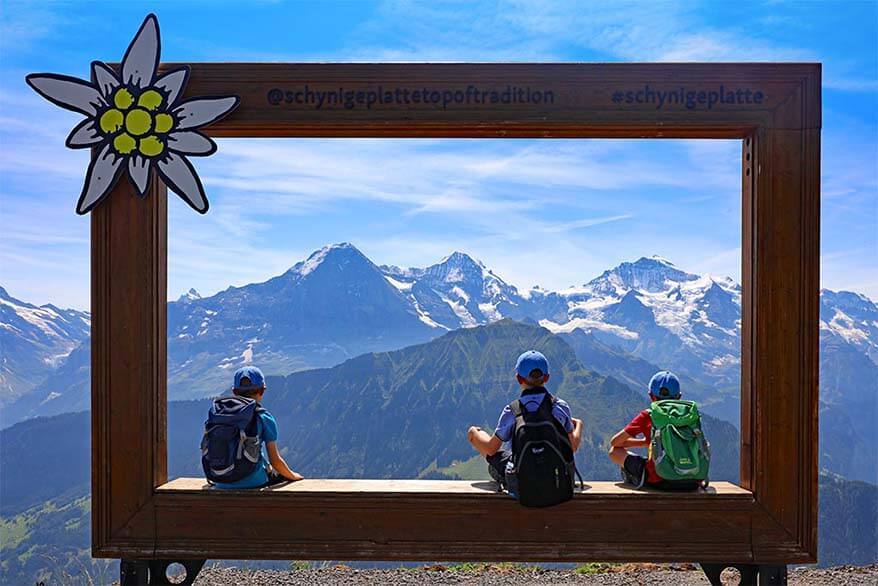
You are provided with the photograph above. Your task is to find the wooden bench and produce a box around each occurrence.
[160,477,749,498]
[150,478,754,562]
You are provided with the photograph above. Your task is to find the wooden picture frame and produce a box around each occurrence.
[91,63,820,563]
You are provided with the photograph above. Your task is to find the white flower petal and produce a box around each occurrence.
[76,144,124,214]
[157,153,209,213]
[26,73,104,116]
[128,156,151,196]
[173,96,239,130]
[91,61,119,99]
[121,14,160,88]
[154,67,189,107]
[167,131,216,156]
[65,119,104,148]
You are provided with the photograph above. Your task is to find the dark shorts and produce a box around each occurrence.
[622,453,649,486]
[486,450,512,484]
[622,454,701,491]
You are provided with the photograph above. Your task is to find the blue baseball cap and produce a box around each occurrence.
[649,370,681,399]
[515,350,549,379]
[233,366,265,391]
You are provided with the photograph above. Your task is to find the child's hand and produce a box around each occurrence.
[287,470,304,482]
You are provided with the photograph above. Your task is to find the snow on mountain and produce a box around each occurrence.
[537,257,742,390]
[164,243,441,399]
[3,246,875,447]
[177,288,202,304]
[2,342,91,426]
[0,287,90,405]
[380,251,535,330]
[378,253,748,406]
[578,255,700,295]
[816,290,878,483]
[820,289,878,363]
[161,249,872,411]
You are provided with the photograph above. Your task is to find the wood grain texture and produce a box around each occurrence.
[740,132,756,492]
[91,172,166,553]
[160,478,750,496]
[748,125,820,563]
[149,62,821,137]
[149,488,755,562]
[90,62,820,564]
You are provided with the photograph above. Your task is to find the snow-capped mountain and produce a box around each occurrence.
[0,287,90,405]
[540,256,742,393]
[3,243,875,467]
[2,342,91,425]
[820,289,878,365]
[816,290,878,483]
[164,243,440,398]
[381,251,536,329]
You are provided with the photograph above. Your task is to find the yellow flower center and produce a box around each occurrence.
[113,87,134,110]
[125,108,152,136]
[139,136,165,157]
[137,89,164,111]
[154,113,174,134]
[99,109,124,134]
[101,85,175,157]
[113,133,136,155]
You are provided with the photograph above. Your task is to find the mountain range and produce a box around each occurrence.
[0,319,740,516]
[0,320,869,583]
[0,246,782,421]
[1,319,739,583]
[1,244,876,582]
[0,286,89,407]
[2,243,875,485]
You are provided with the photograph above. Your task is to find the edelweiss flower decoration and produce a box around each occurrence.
[25,14,239,214]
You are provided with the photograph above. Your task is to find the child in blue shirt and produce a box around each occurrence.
[212,366,303,489]
[467,350,583,485]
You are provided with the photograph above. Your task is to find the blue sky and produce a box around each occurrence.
[1,1,875,310]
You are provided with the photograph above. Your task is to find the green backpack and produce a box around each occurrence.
[648,399,711,486]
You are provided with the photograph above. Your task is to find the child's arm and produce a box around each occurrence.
[265,442,304,481]
[569,417,583,452]
[467,426,502,457]
[609,430,649,449]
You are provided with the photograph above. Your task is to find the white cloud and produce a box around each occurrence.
[3,1,874,305]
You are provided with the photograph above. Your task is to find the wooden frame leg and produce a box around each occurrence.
[120,559,206,586]
[700,563,788,586]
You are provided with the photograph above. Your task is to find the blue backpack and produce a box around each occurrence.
[201,396,265,484]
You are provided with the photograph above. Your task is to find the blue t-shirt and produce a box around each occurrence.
[493,389,574,443]
[213,410,278,489]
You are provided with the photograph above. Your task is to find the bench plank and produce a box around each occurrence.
[159,477,750,498]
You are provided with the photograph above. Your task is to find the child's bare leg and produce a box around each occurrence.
[608,446,632,467]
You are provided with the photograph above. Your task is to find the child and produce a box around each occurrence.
[608,370,704,489]
[202,366,303,489]
[467,350,583,499]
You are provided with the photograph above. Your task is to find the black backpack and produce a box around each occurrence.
[201,396,265,484]
[507,392,582,507]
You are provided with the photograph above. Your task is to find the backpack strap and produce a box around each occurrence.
[540,393,576,457]
[509,399,525,458]
[509,399,524,420]
[244,404,266,436]
[574,463,585,491]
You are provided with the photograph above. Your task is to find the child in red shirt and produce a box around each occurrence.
[608,370,681,488]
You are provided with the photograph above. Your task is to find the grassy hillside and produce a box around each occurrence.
[0,492,115,585]
[2,472,874,583]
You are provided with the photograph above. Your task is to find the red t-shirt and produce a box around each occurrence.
[624,410,662,485]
